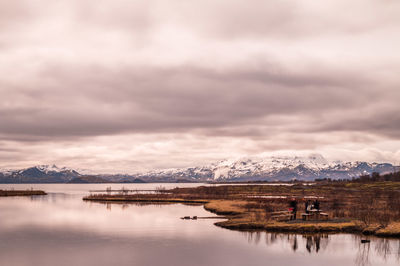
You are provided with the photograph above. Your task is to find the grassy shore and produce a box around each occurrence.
[0,189,47,197]
[83,181,400,237]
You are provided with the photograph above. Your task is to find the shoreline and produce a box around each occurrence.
[83,195,400,238]
[0,190,47,197]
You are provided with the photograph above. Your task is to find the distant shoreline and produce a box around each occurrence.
[0,190,47,197]
[0,181,302,184]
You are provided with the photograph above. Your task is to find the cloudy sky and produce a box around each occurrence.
[1,0,400,173]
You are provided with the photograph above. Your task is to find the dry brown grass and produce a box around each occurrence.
[203,200,247,215]
[376,222,400,237]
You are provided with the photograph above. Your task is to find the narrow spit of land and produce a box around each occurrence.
[0,190,47,197]
[83,181,400,238]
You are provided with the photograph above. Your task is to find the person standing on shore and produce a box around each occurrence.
[305,200,311,214]
[313,199,320,211]
[289,198,298,220]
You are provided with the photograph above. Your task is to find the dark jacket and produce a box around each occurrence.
[290,200,298,211]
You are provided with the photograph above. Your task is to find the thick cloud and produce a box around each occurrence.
[0,63,391,138]
[1,0,400,171]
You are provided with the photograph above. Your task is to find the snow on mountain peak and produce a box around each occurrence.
[208,153,364,180]
[211,154,330,179]
[33,164,77,174]
[36,164,59,172]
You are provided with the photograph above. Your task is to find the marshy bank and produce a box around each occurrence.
[83,180,400,238]
[0,189,46,197]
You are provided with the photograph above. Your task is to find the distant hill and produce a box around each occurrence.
[1,155,399,183]
[119,178,146,183]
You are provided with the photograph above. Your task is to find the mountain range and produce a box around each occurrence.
[1,154,399,183]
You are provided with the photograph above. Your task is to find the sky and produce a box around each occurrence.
[1,0,400,173]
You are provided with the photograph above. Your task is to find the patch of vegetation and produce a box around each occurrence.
[0,189,46,196]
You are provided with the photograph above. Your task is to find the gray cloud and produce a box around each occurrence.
[0,62,385,139]
[0,0,399,170]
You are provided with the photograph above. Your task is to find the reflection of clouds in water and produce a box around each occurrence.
[0,193,220,240]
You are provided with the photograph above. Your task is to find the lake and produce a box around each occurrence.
[0,184,399,266]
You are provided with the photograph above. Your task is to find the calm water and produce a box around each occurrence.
[0,184,399,266]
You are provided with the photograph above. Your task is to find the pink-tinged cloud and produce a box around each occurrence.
[1,0,400,172]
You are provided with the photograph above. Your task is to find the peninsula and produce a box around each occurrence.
[84,172,400,238]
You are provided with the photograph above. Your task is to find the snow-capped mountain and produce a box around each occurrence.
[0,155,399,183]
[211,154,330,180]
[0,165,80,183]
[131,154,400,182]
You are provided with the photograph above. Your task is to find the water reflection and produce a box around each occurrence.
[86,200,200,212]
[29,193,71,202]
[356,239,371,266]
[244,232,329,254]
[83,198,400,266]
[303,234,329,253]
[243,231,400,266]
[1,184,400,266]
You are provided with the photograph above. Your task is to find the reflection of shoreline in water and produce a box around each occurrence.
[28,193,73,202]
[353,236,400,266]
[85,200,203,211]
[355,238,371,266]
[303,234,328,253]
[243,231,400,266]
[244,232,329,253]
